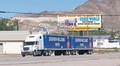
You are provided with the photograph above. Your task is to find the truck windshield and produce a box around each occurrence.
[24,42,36,45]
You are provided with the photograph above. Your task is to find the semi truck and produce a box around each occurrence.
[21,34,93,57]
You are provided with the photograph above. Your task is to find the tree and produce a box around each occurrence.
[0,18,19,31]
[11,19,19,30]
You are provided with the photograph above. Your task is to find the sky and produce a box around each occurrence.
[0,0,88,18]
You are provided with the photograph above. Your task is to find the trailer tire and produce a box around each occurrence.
[70,50,76,55]
[63,51,70,55]
[78,51,84,55]
[54,51,61,56]
[87,51,93,55]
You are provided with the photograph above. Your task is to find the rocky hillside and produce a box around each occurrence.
[13,0,120,33]
[12,11,68,33]
[70,0,120,31]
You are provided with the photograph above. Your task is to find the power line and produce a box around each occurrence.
[102,15,120,16]
[1,10,120,16]
[0,11,23,14]
[1,10,120,15]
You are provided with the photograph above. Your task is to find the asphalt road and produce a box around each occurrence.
[0,52,120,66]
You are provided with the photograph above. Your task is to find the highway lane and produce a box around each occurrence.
[0,52,120,66]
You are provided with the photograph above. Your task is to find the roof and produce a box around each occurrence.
[86,35,111,39]
[0,31,30,41]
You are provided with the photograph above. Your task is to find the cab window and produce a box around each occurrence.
[39,36,42,39]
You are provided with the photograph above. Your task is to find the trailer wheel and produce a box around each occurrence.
[54,51,62,56]
[63,51,70,55]
[70,50,76,55]
[87,51,93,55]
[78,51,84,55]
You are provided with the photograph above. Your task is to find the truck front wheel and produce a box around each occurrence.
[22,54,25,57]
[21,52,25,57]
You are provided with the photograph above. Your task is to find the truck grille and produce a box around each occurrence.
[24,47,29,50]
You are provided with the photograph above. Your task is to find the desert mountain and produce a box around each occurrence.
[13,0,120,33]
[71,0,120,31]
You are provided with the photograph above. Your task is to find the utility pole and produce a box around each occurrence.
[97,28,101,53]
[86,16,89,36]
[17,21,19,31]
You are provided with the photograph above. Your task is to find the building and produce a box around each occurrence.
[90,35,120,48]
[0,31,30,54]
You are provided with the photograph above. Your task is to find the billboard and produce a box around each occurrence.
[57,14,102,31]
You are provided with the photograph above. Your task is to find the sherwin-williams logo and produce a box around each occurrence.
[67,39,70,48]
[89,42,92,47]
[49,37,65,42]
[75,38,88,42]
